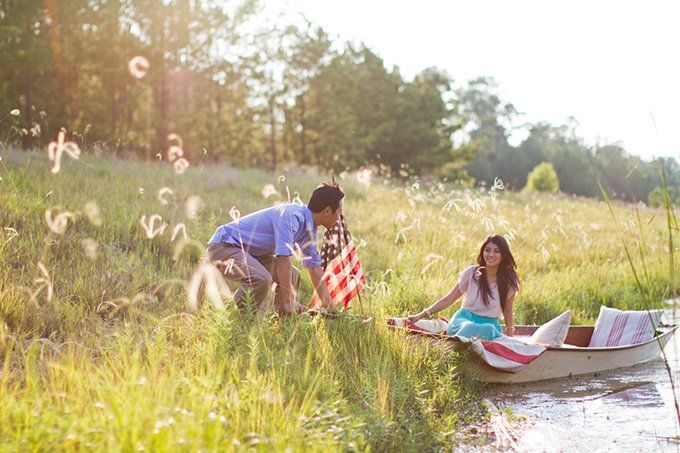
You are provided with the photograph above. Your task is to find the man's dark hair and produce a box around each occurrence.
[308,183,345,213]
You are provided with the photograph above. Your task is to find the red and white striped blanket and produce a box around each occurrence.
[388,318,547,373]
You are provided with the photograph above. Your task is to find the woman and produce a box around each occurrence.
[407,235,520,340]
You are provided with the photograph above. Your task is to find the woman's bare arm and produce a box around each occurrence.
[407,285,463,322]
[503,293,515,337]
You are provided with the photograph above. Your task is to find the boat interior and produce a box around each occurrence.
[506,325,676,349]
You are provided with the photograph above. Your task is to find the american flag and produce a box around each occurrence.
[311,214,366,309]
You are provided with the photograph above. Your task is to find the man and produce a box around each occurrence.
[207,183,343,314]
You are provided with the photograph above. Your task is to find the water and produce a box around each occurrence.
[482,303,680,452]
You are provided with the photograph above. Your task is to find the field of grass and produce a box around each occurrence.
[0,147,676,450]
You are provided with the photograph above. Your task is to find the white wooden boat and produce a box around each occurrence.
[389,322,678,383]
[474,325,677,383]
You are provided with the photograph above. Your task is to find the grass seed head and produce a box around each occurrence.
[81,238,98,259]
[261,184,279,199]
[84,201,102,226]
[46,129,81,174]
[174,158,189,174]
[184,195,204,219]
[157,187,173,205]
[45,208,74,234]
[171,223,187,241]
[128,56,149,79]
[140,214,167,239]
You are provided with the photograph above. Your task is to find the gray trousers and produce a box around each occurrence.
[206,242,300,310]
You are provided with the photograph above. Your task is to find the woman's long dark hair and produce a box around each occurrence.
[475,235,520,311]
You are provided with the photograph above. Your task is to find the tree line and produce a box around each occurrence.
[1,0,677,204]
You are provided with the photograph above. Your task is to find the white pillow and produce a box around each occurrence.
[530,310,571,347]
[588,306,663,347]
[389,318,449,334]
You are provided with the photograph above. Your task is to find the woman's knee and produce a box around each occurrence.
[458,323,498,339]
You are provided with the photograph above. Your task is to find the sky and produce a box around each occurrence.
[269,0,680,161]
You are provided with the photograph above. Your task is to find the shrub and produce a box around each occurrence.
[524,162,559,193]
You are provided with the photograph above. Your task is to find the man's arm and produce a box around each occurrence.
[276,255,296,312]
[308,265,334,308]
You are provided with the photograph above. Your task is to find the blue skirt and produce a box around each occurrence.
[446,308,502,340]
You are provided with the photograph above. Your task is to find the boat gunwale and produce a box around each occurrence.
[386,322,678,352]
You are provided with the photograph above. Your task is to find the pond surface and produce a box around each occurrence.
[481,303,680,452]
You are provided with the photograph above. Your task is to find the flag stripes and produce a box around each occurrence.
[312,214,366,309]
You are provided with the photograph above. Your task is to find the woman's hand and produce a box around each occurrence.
[406,311,426,324]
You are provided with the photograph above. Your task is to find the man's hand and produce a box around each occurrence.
[307,265,334,308]
[279,299,306,314]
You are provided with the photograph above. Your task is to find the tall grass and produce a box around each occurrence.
[0,147,676,449]
[598,167,679,427]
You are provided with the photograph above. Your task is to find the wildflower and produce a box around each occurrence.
[139,214,167,239]
[46,129,81,174]
[128,56,149,79]
[45,208,74,235]
[157,187,173,205]
[229,206,240,222]
[138,187,144,195]
[9,109,19,116]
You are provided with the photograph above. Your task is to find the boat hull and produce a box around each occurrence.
[471,326,677,383]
